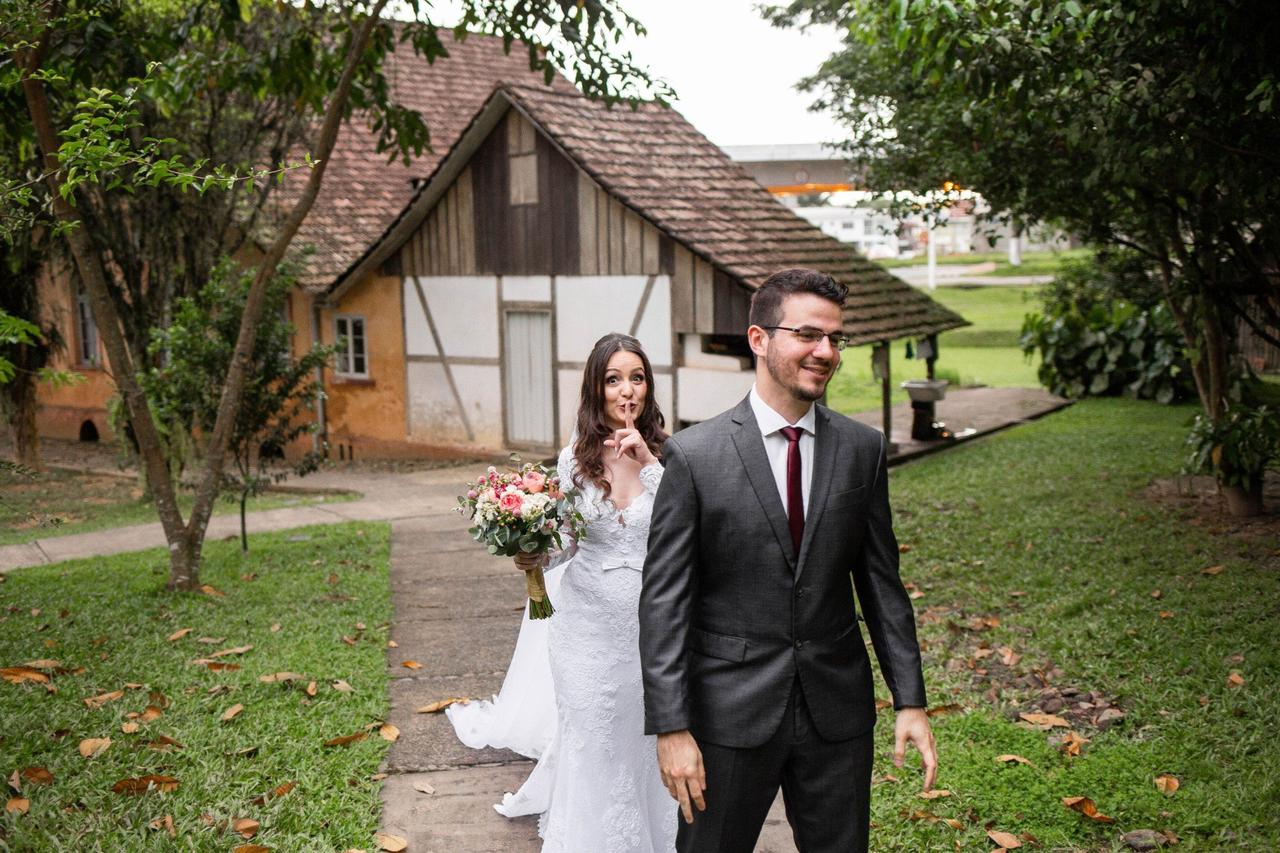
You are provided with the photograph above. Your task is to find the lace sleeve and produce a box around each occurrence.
[639,461,664,495]
[547,445,578,568]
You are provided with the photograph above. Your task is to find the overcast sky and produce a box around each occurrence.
[616,1,848,147]
[419,1,850,148]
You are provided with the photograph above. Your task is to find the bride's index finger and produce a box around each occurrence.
[624,403,636,430]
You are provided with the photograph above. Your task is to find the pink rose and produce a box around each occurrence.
[466,489,478,500]
[549,488,563,500]
[499,491,524,515]
[522,471,546,493]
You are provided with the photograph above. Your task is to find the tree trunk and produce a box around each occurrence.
[1222,478,1264,518]
[4,370,42,471]
[240,489,249,553]
[17,39,193,586]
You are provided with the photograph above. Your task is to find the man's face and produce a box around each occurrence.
[752,292,844,403]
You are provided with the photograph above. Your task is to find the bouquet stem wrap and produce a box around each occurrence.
[526,565,554,619]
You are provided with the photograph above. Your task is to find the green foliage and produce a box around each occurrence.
[0,307,39,383]
[1020,253,1194,403]
[141,257,333,546]
[1184,403,1280,485]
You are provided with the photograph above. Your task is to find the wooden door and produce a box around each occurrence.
[503,310,555,448]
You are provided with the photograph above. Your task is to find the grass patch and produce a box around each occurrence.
[868,398,1280,850]
[878,248,1092,276]
[0,468,357,546]
[0,522,392,850]
[829,283,1045,413]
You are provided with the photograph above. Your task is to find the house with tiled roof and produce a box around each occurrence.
[36,32,966,458]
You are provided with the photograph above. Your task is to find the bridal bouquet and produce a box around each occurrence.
[456,459,585,619]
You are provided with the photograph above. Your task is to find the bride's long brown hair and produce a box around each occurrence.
[572,333,667,499]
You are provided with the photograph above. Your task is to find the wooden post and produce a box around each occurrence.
[926,333,938,381]
[871,341,894,452]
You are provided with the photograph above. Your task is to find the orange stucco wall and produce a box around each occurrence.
[34,261,117,443]
[314,273,411,459]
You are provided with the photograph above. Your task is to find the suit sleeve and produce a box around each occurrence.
[640,436,699,734]
[851,431,928,710]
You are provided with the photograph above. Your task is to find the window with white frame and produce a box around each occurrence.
[75,288,98,366]
[334,314,368,377]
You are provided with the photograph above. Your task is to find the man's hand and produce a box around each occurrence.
[656,730,706,824]
[893,707,938,791]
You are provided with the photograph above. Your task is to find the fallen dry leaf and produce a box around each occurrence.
[387,640,398,649]
[221,703,245,722]
[413,781,435,795]
[199,584,225,596]
[416,697,469,713]
[258,672,304,684]
[1159,610,1175,619]
[148,814,176,836]
[6,796,29,815]
[995,754,1034,766]
[987,830,1021,848]
[874,698,892,712]
[270,623,281,633]
[306,681,317,698]
[112,775,179,795]
[79,737,112,758]
[926,703,963,717]
[252,781,296,806]
[1120,828,1175,850]
[210,645,253,659]
[18,767,51,786]
[1201,565,1225,576]
[1019,712,1071,729]
[147,735,184,751]
[1227,671,1246,688]
[233,817,260,839]
[375,833,408,852]
[1154,774,1180,795]
[1,666,49,685]
[141,705,164,722]
[323,732,367,748]
[1062,795,1115,823]
[1150,589,1162,599]
[22,659,59,670]
[400,660,423,670]
[379,723,400,742]
[82,686,123,706]
[332,679,354,693]
[191,660,240,671]
[167,628,192,642]
[232,846,271,853]
[917,789,951,799]
[1060,731,1090,757]
[121,722,140,734]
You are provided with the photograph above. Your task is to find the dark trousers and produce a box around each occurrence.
[676,678,874,853]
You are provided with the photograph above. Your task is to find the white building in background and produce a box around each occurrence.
[723,144,1073,262]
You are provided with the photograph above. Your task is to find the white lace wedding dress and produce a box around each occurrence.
[446,445,677,852]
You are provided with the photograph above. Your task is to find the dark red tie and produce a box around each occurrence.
[780,426,804,555]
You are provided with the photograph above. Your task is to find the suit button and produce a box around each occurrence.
[796,588,806,598]
[794,640,804,650]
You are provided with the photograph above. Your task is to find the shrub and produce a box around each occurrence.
[1019,251,1194,403]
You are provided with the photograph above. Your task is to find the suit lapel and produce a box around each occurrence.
[796,406,840,577]
[729,397,797,571]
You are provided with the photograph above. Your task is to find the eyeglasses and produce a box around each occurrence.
[762,325,849,351]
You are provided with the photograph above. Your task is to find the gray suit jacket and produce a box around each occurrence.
[639,395,927,748]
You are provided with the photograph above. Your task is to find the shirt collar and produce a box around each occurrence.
[749,384,816,437]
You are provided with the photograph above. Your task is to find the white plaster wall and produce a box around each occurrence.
[677,367,754,422]
[404,276,499,358]
[553,275,672,367]
[557,368,580,448]
[406,362,504,447]
[502,275,552,303]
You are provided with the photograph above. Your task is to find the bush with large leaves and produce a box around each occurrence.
[1020,253,1195,404]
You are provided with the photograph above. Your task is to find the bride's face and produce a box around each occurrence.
[602,349,647,430]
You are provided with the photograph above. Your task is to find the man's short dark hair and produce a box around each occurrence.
[748,268,849,330]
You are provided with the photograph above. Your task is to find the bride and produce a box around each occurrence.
[446,332,678,851]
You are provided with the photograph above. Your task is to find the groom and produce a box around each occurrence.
[640,268,937,852]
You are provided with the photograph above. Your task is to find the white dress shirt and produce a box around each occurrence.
[748,384,816,516]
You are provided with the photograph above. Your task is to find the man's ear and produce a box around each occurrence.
[747,324,769,357]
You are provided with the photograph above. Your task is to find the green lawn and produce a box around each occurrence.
[0,468,357,546]
[878,248,1092,277]
[829,284,1043,414]
[871,398,1279,850]
[0,523,392,850]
